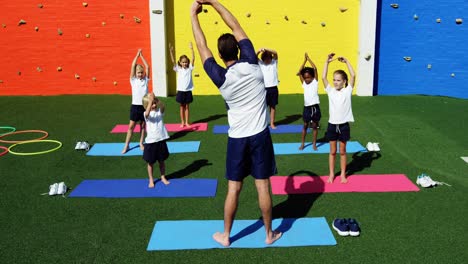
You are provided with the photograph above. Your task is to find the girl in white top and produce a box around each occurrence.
[142,93,170,188]
[297,53,321,151]
[169,42,195,127]
[322,53,356,184]
[257,47,279,128]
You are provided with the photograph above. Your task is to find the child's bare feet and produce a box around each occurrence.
[180,123,184,128]
[161,176,170,185]
[327,175,334,183]
[213,232,230,247]
[139,143,145,151]
[148,181,155,188]
[299,144,305,150]
[121,145,129,154]
[185,123,191,128]
[313,144,318,151]
[340,176,348,184]
[265,230,282,245]
[270,124,277,129]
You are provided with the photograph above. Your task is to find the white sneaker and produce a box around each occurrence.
[416,174,431,188]
[366,142,375,151]
[57,182,67,195]
[82,141,90,151]
[372,143,380,152]
[49,183,59,195]
[75,141,82,150]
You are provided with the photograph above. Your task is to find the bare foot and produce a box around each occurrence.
[265,230,282,245]
[139,143,144,151]
[161,176,170,185]
[270,124,277,129]
[340,176,348,184]
[148,181,155,188]
[327,175,334,183]
[185,123,191,128]
[313,144,318,151]
[298,144,304,150]
[121,146,129,154]
[180,123,184,128]
[213,232,230,247]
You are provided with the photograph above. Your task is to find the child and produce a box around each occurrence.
[142,93,170,188]
[122,49,150,154]
[191,0,281,247]
[297,52,321,151]
[322,53,356,184]
[257,47,279,129]
[169,42,195,127]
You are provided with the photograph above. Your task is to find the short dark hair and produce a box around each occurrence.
[300,67,315,78]
[261,51,272,61]
[217,33,239,61]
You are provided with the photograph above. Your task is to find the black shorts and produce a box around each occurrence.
[176,91,193,105]
[225,127,277,181]
[143,140,169,164]
[265,86,279,107]
[303,104,321,123]
[129,105,145,122]
[326,122,351,142]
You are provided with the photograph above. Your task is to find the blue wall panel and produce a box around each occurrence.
[376,0,468,98]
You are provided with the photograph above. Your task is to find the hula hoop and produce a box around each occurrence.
[0,130,49,143]
[0,126,16,136]
[0,146,8,157]
[8,140,62,156]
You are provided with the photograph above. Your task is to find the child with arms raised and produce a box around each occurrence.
[257,47,279,129]
[322,53,356,184]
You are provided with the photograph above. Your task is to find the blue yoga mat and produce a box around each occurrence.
[147,217,336,250]
[274,141,367,155]
[86,141,200,156]
[69,178,217,198]
[213,125,305,134]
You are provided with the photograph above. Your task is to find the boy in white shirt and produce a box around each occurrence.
[257,47,279,129]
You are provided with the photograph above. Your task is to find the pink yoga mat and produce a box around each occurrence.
[270,174,419,194]
[111,123,208,133]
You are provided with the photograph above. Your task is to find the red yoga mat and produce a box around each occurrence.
[111,123,208,133]
[270,174,419,194]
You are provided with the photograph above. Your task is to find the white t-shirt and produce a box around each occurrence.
[303,79,320,106]
[174,65,194,92]
[325,84,354,124]
[258,59,279,88]
[130,77,149,105]
[144,109,170,144]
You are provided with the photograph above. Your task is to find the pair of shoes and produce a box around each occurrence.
[48,182,67,195]
[332,218,360,237]
[75,141,90,151]
[366,142,380,152]
[416,173,451,188]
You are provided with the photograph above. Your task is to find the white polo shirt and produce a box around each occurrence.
[130,77,149,105]
[144,109,170,144]
[174,65,194,92]
[259,59,279,88]
[325,84,354,124]
[303,79,320,106]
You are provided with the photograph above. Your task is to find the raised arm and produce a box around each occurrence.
[297,53,308,84]
[169,43,176,68]
[140,50,150,79]
[306,53,318,81]
[130,49,141,79]
[189,42,195,66]
[157,99,165,114]
[200,0,248,42]
[322,53,335,88]
[144,93,154,118]
[191,1,214,64]
[338,57,355,87]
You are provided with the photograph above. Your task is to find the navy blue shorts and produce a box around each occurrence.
[303,104,321,123]
[129,105,145,122]
[326,122,351,142]
[176,91,193,105]
[143,140,169,164]
[226,127,277,181]
[265,86,279,107]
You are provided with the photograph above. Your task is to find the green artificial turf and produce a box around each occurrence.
[0,94,467,263]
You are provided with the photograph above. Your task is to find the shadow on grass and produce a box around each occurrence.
[166,159,212,180]
[275,114,301,125]
[229,170,323,244]
[334,151,382,176]
[169,114,226,140]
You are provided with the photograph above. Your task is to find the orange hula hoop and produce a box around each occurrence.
[0,130,49,144]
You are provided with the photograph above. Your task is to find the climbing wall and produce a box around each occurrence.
[168,0,360,95]
[376,0,467,98]
[0,1,150,95]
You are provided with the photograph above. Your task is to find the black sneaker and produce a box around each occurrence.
[332,219,350,236]
[348,218,360,236]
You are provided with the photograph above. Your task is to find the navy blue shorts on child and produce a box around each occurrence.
[143,140,170,164]
[225,127,277,181]
[265,86,279,107]
[129,105,145,122]
[176,91,193,105]
[303,104,321,123]
[326,122,351,141]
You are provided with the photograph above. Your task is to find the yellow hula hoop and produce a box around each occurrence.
[8,140,62,156]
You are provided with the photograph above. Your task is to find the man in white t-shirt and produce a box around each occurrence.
[191,0,281,247]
